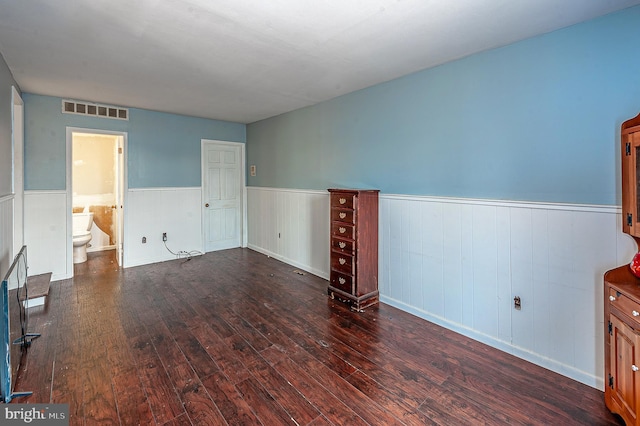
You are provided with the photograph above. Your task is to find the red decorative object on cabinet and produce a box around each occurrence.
[631,252,640,278]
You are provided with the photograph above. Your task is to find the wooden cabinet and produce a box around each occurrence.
[606,111,640,423]
[621,112,640,238]
[605,266,640,425]
[327,188,379,311]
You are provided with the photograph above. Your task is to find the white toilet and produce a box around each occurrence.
[72,212,94,264]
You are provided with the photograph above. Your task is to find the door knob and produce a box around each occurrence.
[205,203,209,207]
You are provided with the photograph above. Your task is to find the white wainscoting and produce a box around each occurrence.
[246,187,636,389]
[379,194,636,390]
[125,187,204,268]
[23,187,205,275]
[24,191,69,280]
[0,195,14,278]
[247,187,329,279]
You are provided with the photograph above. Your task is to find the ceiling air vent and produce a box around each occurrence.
[62,100,128,121]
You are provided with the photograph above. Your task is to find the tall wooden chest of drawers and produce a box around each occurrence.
[327,188,379,311]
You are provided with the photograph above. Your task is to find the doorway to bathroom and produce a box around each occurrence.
[66,128,126,272]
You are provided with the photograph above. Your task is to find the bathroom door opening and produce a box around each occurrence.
[67,128,126,271]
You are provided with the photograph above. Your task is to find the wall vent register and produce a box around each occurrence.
[62,99,128,120]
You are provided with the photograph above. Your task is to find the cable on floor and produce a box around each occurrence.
[163,240,203,261]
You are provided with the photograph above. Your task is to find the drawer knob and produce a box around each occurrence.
[634,310,640,317]
[339,212,347,219]
[338,242,346,249]
[633,365,639,372]
[339,198,346,205]
[339,227,346,234]
[339,258,346,265]
[609,295,616,301]
[339,277,346,285]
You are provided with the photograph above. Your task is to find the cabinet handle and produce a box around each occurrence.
[633,365,639,372]
[634,310,640,317]
[609,295,616,301]
[339,258,346,265]
[339,198,346,205]
[338,277,346,285]
[339,227,346,234]
[338,242,346,249]
[339,212,347,219]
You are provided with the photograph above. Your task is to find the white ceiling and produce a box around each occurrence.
[0,0,638,124]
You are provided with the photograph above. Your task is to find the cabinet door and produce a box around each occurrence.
[622,126,640,237]
[611,314,640,423]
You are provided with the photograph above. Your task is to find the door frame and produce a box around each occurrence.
[200,139,247,251]
[66,127,128,275]
[11,87,24,259]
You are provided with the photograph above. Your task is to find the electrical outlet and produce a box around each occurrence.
[142,236,146,244]
[162,232,167,242]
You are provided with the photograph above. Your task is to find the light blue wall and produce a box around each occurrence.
[0,53,18,197]
[247,6,640,205]
[24,94,246,190]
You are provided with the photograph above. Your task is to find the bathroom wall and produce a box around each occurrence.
[72,133,118,250]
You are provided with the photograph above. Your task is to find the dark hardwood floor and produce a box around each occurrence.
[13,248,622,425]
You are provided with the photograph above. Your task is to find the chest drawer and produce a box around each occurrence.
[331,253,355,275]
[331,237,354,254]
[610,287,640,327]
[331,223,355,240]
[331,208,355,224]
[331,193,355,209]
[330,271,353,293]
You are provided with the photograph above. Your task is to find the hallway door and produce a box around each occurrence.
[202,141,243,252]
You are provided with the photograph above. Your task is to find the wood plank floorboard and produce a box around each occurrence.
[10,248,624,425]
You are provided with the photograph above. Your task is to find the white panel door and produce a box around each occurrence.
[202,142,242,252]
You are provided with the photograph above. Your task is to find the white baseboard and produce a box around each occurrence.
[380,294,601,389]
[248,244,329,280]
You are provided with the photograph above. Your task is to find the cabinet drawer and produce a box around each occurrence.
[331,193,355,209]
[331,253,354,275]
[610,288,640,326]
[331,208,355,224]
[330,271,353,293]
[331,237,354,254]
[331,223,355,239]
